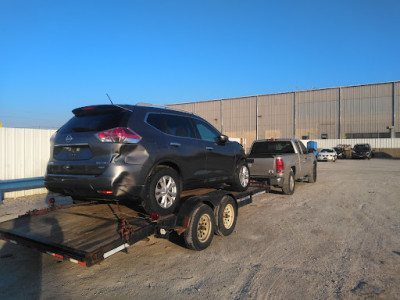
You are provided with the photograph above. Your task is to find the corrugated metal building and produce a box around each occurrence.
[168,81,400,151]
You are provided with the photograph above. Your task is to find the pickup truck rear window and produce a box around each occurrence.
[250,141,295,155]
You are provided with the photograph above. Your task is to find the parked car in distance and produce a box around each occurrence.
[317,148,337,162]
[45,104,250,215]
[247,139,317,195]
[352,143,373,159]
[333,146,346,159]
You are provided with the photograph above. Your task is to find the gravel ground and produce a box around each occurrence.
[0,158,399,299]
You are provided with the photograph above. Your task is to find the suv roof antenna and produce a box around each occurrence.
[106,93,133,112]
[106,93,114,105]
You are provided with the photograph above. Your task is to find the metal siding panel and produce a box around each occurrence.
[0,128,5,180]
[166,103,195,114]
[342,83,392,137]
[194,101,222,131]
[1,128,56,199]
[395,82,400,133]
[296,88,339,139]
[257,93,294,139]
[221,97,256,152]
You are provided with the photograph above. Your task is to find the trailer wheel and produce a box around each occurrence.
[282,169,295,195]
[143,166,181,216]
[215,196,237,236]
[184,204,215,251]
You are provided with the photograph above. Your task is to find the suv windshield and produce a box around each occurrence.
[58,111,131,133]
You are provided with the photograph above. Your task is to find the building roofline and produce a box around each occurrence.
[168,80,400,106]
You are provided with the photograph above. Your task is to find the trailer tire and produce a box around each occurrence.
[282,169,295,195]
[184,204,215,251]
[215,196,237,236]
[231,161,250,191]
[308,163,317,183]
[143,166,181,216]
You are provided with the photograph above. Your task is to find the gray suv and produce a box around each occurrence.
[45,104,250,215]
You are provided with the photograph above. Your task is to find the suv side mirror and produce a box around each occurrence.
[218,135,229,144]
[308,148,316,154]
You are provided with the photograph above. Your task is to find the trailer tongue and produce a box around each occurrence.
[0,186,266,267]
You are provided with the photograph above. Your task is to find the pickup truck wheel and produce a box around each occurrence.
[215,196,237,236]
[184,204,215,251]
[282,170,295,195]
[143,167,181,216]
[232,161,250,191]
[308,164,317,183]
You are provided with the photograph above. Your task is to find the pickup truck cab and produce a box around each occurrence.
[247,139,317,195]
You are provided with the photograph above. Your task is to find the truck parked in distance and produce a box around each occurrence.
[247,139,317,195]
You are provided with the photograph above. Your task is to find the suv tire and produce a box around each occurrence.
[231,161,250,191]
[143,166,181,215]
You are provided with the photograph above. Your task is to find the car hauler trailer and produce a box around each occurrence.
[0,185,266,267]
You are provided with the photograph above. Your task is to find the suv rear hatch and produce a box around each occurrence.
[47,105,134,176]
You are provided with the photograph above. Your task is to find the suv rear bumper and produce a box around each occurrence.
[352,153,370,159]
[45,163,149,201]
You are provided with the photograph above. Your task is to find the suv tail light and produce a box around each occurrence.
[96,127,141,143]
[276,158,284,173]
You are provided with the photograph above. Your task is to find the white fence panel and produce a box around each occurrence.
[0,128,56,198]
[300,138,400,149]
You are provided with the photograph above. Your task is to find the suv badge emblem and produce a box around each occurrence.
[66,135,73,143]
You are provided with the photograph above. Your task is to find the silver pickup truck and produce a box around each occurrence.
[247,139,317,195]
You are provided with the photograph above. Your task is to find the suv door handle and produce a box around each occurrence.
[170,142,181,147]
[206,147,214,151]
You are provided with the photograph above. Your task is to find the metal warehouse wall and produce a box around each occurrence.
[221,96,257,150]
[395,82,400,133]
[0,127,56,198]
[296,88,339,140]
[168,81,400,151]
[257,92,294,139]
[341,83,393,138]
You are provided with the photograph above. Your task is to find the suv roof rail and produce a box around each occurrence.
[136,102,196,115]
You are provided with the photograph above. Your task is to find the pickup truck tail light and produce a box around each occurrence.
[276,158,284,173]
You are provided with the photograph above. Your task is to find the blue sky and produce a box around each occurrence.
[1,0,399,129]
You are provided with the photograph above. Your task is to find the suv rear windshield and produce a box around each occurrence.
[354,144,371,151]
[250,141,295,155]
[58,111,131,133]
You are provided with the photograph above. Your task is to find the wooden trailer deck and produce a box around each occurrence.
[0,203,156,266]
[0,185,267,266]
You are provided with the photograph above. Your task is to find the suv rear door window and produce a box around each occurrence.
[147,113,195,138]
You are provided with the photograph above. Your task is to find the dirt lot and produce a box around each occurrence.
[1,158,399,299]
